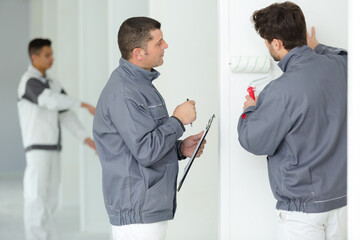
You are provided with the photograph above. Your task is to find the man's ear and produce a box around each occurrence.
[272,39,284,51]
[30,54,37,63]
[132,48,143,61]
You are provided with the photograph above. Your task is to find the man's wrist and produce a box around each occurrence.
[176,140,187,160]
[171,116,185,131]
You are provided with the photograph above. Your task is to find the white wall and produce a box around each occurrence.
[108,0,149,72]
[220,0,348,239]
[0,0,29,175]
[348,0,360,239]
[77,0,110,232]
[149,0,219,239]
[56,0,83,209]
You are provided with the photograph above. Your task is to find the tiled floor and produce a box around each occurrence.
[0,174,109,240]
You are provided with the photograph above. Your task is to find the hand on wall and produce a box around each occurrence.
[307,26,319,50]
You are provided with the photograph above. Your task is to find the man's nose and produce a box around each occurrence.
[162,40,168,49]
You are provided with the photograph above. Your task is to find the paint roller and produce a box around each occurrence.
[229,56,271,100]
[230,56,271,120]
[230,56,270,74]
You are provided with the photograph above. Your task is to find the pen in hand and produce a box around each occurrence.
[187,98,193,127]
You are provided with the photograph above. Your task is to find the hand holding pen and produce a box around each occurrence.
[172,99,196,126]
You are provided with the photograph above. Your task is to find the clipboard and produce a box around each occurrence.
[177,114,215,192]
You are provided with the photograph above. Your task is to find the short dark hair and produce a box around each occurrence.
[118,17,161,60]
[28,38,52,58]
[252,1,307,51]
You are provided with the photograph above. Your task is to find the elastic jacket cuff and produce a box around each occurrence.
[171,116,185,131]
[240,105,256,120]
[175,140,187,160]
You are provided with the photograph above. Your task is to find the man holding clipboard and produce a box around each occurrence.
[93,17,208,240]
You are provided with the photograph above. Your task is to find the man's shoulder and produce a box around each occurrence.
[99,71,135,106]
[258,73,300,104]
[110,67,146,93]
[105,69,129,95]
[20,70,39,82]
[264,74,288,92]
[18,70,42,93]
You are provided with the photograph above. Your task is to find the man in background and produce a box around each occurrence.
[93,17,206,240]
[17,38,96,240]
[238,2,347,239]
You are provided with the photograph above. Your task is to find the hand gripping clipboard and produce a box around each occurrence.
[177,114,215,192]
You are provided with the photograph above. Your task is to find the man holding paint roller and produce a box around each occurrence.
[238,2,347,240]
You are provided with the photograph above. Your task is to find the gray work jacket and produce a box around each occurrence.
[238,44,347,213]
[93,58,185,226]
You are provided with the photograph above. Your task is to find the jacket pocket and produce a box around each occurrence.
[267,157,281,197]
[148,103,167,125]
[142,163,176,214]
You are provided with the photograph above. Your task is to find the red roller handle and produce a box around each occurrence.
[247,86,256,100]
[242,86,256,120]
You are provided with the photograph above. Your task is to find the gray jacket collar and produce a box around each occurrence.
[119,58,160,84]
[278,45,315,72]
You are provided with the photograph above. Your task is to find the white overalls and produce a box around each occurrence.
[18,65,88,240]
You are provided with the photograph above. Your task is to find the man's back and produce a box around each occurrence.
[238,44,347,213]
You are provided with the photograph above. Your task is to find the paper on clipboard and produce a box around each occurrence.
[177,114,215,192]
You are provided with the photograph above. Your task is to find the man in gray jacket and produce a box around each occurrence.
[93,17,206,240]
[238,2,347,240]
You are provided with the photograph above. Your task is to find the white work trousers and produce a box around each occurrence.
[24,150,61,240]
[112,221,168,240]
[277,206,347,240]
